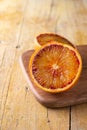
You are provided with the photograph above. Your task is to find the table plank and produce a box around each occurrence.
[56,0,87,46]
[0,47,16,127]
[67,0,87,130]
[71,104,87,130]
[0,0,27,129]
[0,0,26,46]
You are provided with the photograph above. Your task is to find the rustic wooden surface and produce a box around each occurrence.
[0,0,87,130]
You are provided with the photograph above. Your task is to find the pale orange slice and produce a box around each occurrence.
[29,42,82,93]
[35,33,75,48]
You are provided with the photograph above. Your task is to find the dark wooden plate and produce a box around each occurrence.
[20,45,87,108]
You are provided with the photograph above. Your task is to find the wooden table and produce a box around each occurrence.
[0,0,87,130]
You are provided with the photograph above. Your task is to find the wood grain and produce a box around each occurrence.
[0,0,87,130]
[0,0,26,46]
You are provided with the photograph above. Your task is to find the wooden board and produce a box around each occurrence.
[20,45,87,108]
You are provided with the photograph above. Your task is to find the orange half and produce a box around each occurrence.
[29,42,82,93]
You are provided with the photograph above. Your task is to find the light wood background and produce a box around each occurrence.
[0,0,87,130]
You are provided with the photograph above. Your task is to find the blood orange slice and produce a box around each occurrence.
[29,42,82,93]
[36,33,75,48]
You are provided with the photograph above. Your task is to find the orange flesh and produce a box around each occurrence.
[32,44,80,89]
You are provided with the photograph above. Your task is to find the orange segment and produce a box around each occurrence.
[29,42,82,93]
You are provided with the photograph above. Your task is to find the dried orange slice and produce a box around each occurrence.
[29,42,82,93]
[35,33,75,48]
